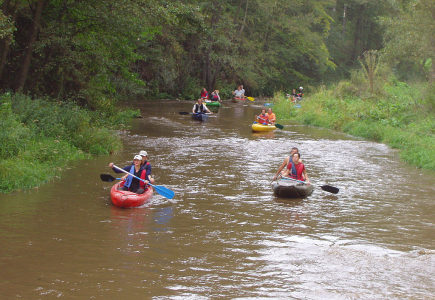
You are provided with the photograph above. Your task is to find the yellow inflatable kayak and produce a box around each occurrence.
[251,123,277,132]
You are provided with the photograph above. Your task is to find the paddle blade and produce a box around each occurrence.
[152,185,175,199]
[179,112,190,115]
[275,124,284,130]
[100,174,117,182]
[246,96,255,101]
[321,185,339,194]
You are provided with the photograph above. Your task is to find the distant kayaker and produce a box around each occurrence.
[210,90,220,102]
[272,147,302,181]
[200,88,209,100]
[282,152,310,185]
[255,109,269,125]
[193,98,212,114]
[266,108,276,124]
[232,85,245,98]
[109,155,149,194]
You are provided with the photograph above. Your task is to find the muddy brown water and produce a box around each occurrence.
[1,100,435,299]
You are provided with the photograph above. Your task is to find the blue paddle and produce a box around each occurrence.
[110,165,175,199]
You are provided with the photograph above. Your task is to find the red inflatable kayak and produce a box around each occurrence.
[110,181,153,208]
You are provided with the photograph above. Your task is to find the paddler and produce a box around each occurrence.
[109,155,149,194]
[272,147,302,181]
[282,152,310,185]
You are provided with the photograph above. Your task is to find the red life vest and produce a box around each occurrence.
[287,162,305,181]
[258,114,269,124]
[139,162,150,189]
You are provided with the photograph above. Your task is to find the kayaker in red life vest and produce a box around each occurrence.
[138,150,155,184]
[200,88,209,100]
[282,152,310,185]
[272,147,302,181]
[255,109,269,125]
[109,155,149,194]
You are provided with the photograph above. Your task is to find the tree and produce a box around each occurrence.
[381,0,435,82]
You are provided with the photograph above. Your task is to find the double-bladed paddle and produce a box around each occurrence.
[179,112,212,115]
[101,165,175,199]
[280,177,339,194]
[245,96,255,101]
[274,124,284,130]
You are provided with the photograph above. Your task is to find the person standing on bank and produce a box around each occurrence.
[109,155,148,194]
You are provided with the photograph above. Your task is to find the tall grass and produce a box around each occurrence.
[0,92,136,192]
[275,79,435,171]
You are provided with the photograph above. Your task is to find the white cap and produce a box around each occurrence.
[299,86,303,90]
[139,150,147,156]
[133,155,142,160]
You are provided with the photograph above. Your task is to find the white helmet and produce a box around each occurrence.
[299,87,303,90]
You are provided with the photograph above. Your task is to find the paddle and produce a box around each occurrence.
[179,112,212,115]
[274,124,284,130]
[280,177,339,194]
[104,165,175,199]
[100,174,121,182]
[244,96,255,101]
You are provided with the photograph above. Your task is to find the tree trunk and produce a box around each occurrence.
[0,0,19,83]
[342,4,346,38]
[14,0,46,91]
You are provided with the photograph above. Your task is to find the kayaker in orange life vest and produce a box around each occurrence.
[266,108,276,124]
[255,109,269,125]
[109,155,149,194]
[282,152,310,184]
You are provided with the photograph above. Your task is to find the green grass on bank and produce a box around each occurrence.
[272,81,435,171]
[0,93,140,193]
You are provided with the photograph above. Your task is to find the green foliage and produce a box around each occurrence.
[0,92,129,192]
[276,78,435,171]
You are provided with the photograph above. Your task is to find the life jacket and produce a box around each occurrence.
[201,91,208,99]
[287,161,304,181]
[125,165,147,189]
[211,94,219,101]
[139,162,150,189]
[258,114,268,124]
[194,103,206,113]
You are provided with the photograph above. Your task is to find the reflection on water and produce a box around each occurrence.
[1,100,435,299]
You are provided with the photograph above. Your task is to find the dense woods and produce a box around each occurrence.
[2,0,435,192]
[2,0,432,103]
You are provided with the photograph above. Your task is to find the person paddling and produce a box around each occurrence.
[266,108,276,124]
[193,98,212,114]
[282,152,310,185]
[109,155,149,194]
[138,150,155,184]
[272,147,302,181]
[255,109,269,125]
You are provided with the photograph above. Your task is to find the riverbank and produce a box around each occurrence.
[0,93,140,193]
[273,81,435,171]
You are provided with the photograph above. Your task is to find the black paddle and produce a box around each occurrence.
[280,177,339,194]
[179,112,211,115]
[274,124,284,130]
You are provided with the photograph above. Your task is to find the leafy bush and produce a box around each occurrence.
[0,92,133,192]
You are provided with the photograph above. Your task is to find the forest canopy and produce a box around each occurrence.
[0,0,434,103]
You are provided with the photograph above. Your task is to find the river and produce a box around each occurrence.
[1,99,434,299]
